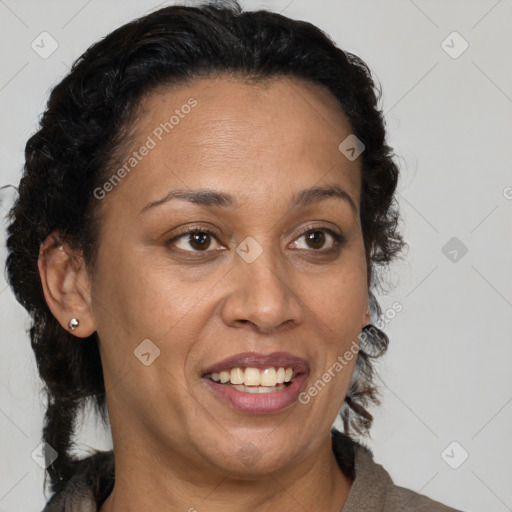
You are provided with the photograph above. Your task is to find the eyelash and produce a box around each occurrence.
[165,225,346,255]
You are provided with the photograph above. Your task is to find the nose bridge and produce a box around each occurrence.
[221,235,303,332]
[242,238,286,298]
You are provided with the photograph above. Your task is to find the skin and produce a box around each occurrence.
[38,74,370,511]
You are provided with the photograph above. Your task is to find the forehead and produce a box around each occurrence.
[106,74,362,216]
[136,73,353,146]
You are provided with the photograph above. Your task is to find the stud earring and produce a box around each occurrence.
[68,318,80,331]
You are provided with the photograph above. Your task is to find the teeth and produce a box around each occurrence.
[229,368,244,385]
[244,367,261,386]
[230,383,288,393]
[260,368,277,386]
[208,367,297,387]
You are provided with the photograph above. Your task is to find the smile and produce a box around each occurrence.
[204,366,297,393]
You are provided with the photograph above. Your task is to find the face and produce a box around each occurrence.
[87,74,369,476]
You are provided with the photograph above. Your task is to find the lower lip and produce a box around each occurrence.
[202,373,309,414]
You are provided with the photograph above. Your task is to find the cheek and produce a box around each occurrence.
[310,263,367,335]
[299,351,358,423]
[93,254,214,402]
[96,244,208,332]
[306,249,367,391]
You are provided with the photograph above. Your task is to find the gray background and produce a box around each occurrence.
[1,0,511,510]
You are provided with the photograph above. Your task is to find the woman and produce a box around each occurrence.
[5,1,463,510]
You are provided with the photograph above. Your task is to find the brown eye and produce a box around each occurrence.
[292,227,344,252]
[188,232,211,251]
[305,230,326,249]
[167,228,222,252]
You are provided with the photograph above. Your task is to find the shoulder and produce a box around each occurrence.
[387,483,464,512]
[41,450,114,512]
[331,429,464,512]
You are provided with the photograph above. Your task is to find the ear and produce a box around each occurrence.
[37,231,96,338]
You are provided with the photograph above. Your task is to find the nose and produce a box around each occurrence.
[220,246,305,334]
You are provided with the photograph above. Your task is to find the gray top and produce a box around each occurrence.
[42,429,463,511]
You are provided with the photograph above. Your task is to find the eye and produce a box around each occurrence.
[290,227,345,251]
[165,225,345,254]
[166,228,223,253]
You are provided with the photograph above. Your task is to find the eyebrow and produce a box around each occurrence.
[138,183,358,215]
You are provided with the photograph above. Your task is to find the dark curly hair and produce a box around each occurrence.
[4,0,406,498]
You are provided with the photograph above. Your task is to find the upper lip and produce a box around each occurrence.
[202,351,310,376]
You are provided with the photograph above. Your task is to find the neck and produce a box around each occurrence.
[99,434,352,512]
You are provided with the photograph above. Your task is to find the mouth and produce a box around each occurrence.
[200,352,310,410]
[203,366,298,393]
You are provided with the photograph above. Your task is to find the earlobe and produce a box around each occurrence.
[37,232,96,338]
